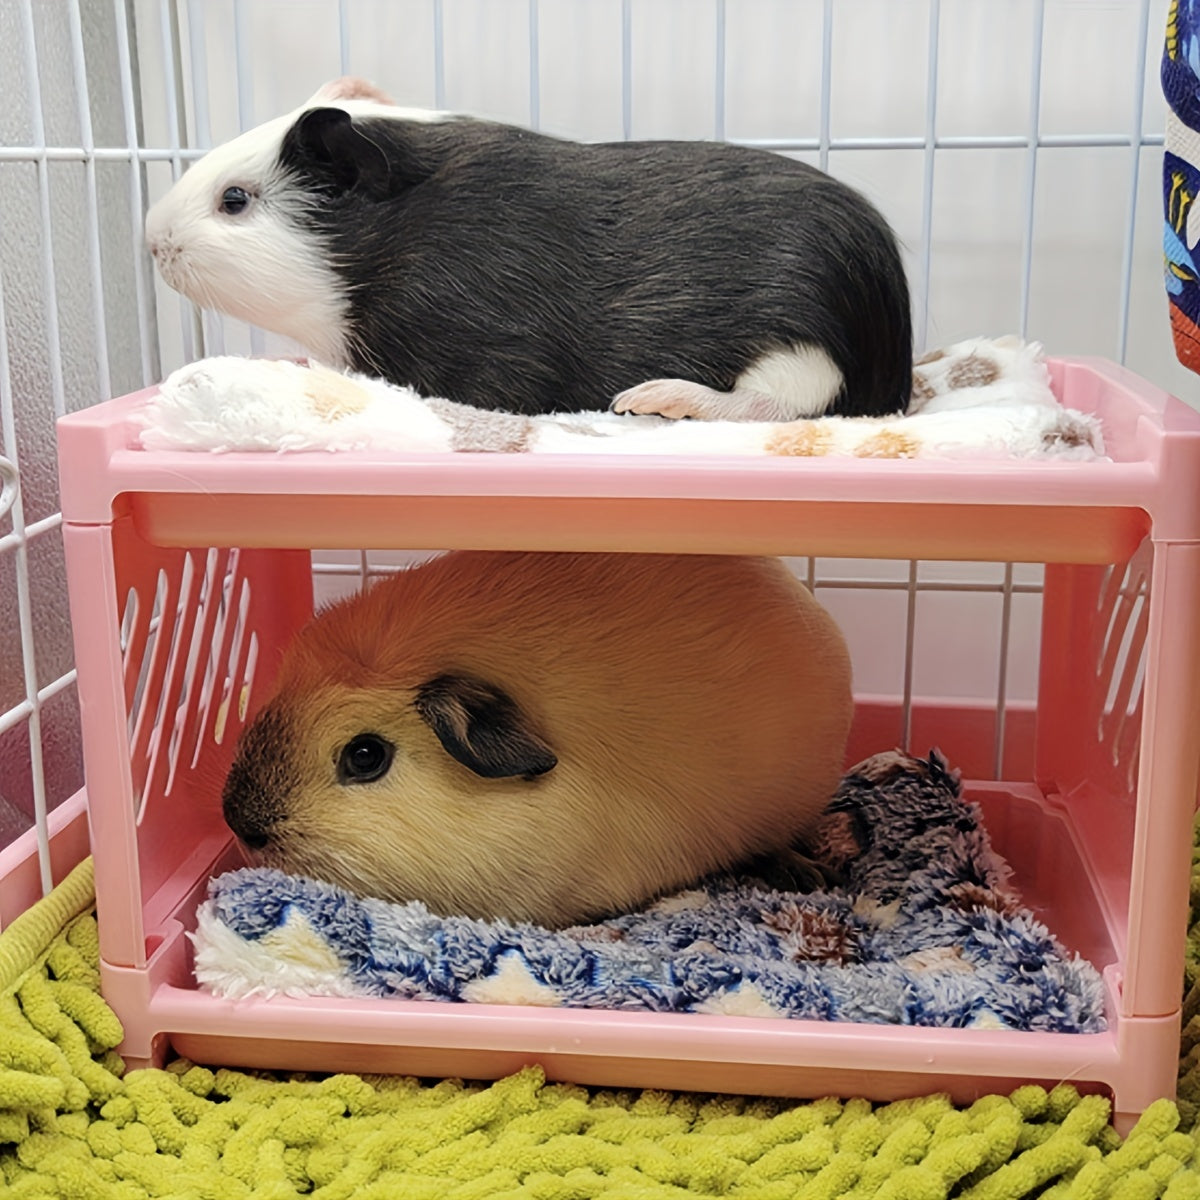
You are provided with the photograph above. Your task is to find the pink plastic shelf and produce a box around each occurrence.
[57,358,1200,560]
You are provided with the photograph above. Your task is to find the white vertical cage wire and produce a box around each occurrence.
[528,0,541,131]
[165,0,200,361]
[67,0,113,403]
[433,0,447,111]
[231,0,265,357]
[115,0,158,384]
[181,0,218,358]
[337,0,352,78]
[0,0,1172,907]
[621,0,633,142]
[1018,0,1047,343]
[1118,0,1155,364]
[916,0,940,353]
[818,0,833,174]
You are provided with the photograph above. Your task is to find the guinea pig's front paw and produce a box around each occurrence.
[611,378,722,420]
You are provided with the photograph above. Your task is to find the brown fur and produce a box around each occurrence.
[303,364,371,419]
[224,552,854,928]
[852,429,919,459]
[946,353,1000,389]
[764,424,834,457]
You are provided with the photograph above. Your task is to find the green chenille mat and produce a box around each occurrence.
[5,850,1200,1199]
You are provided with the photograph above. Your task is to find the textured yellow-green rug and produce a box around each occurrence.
[5,857,1200,1198]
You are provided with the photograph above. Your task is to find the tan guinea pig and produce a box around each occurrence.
[221,551,854,929]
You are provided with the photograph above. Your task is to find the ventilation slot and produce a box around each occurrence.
[116,548,266,819]
[1092,543,1151,787]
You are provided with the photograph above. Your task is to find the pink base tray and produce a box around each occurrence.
[100,778,1171,1134]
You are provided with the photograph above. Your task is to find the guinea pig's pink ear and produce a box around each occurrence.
[281,107,394,198]
[307,77,396,106]
[414,674,557,781]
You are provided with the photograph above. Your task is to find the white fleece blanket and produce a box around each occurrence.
[138,336,1105,461]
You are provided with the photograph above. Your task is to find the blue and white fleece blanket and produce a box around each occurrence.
[193,750,1107,1033]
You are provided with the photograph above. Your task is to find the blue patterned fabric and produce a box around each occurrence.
[196,750,1107,1034]
[1164,0,1200,371]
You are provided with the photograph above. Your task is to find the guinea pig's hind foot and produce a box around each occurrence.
[735,846,845,893]
[611,379,792,422]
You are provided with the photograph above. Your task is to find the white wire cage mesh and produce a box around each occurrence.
[0,0,1188,911]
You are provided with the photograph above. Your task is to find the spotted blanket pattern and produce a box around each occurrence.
[141,337,1104,461]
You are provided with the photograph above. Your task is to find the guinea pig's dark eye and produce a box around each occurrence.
[219,186,252,216]
[337,733,395,784]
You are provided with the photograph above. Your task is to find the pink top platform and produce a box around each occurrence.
[56,356,1200,1132]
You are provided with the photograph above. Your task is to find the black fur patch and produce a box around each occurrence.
[222,705,299,848]
[277,111,912,417]
[414,674,557,780]
[284,108,422,198]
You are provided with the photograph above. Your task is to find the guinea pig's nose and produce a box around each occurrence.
[224,808,275,850]
[223,707,291,851]
[143,211,172,262]
[222,792,278,851]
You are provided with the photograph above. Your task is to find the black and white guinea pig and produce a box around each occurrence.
[221,551,854,929]
[146,77,912,422]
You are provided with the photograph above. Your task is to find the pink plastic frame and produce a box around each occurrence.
[56,357,1200,1132]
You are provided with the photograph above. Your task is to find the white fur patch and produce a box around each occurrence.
[145,113,351,366]
[735,344,845,418]
[190,901,364,1000]
[144,95,450,368]
[138,357,454,453]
